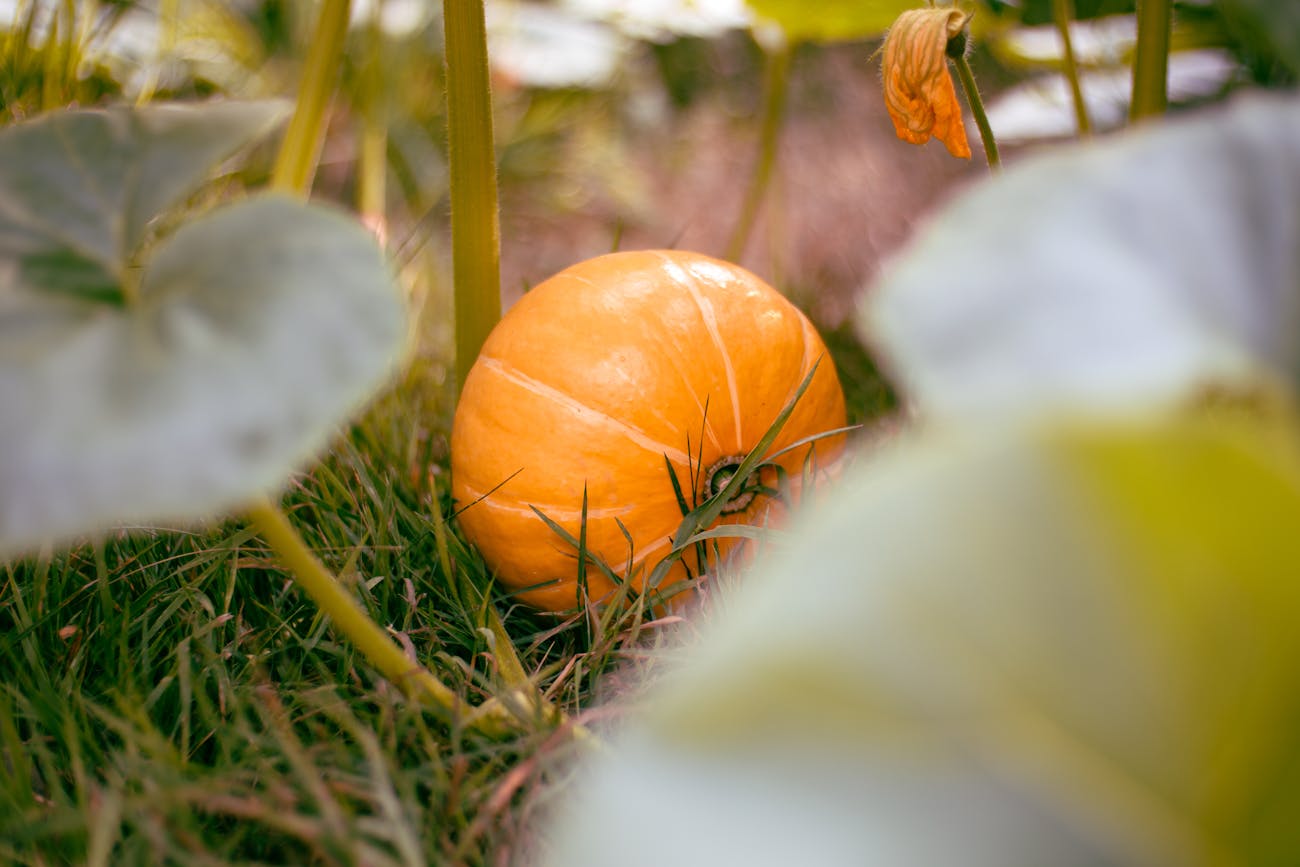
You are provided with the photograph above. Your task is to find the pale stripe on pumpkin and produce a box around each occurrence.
[656,252,746,454]
[478,356,692,466]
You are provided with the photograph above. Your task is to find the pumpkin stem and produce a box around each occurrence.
[706,456,757,513]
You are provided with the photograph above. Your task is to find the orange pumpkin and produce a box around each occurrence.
[450,250,847,611]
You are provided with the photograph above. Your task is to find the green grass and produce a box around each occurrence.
[0,313,888,865]
[0,361,648,865]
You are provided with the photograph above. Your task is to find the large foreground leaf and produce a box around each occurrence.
[0,101,289,287]
[0,105,406,556]
[862,92,1300,420]
[544,414,1300,865]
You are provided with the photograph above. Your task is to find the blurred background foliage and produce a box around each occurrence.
[4,0,1291,355]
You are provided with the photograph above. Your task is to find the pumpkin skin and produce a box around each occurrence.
[450,250,847,611]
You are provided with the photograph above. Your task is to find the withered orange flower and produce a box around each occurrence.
[882,7,973,159]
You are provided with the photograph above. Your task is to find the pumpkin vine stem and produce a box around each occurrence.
[246,497,520,738]
[947,31,1000,171]
[1053,0,1092,136]
[444,0,503,392]
[1130,0,1171,121]
[271,0,350,195]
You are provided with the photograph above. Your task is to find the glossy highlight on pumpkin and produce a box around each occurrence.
[450,250,847,611]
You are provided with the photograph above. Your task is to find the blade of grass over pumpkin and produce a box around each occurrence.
[665,454,693,518]
[271,0,351,195]
[1130,0,1172,120]
[613,518,641,604]
[452,467,524,520]
[762,424,858,463]
[647,360,822,589]
[675,359,821,545]
[577,485,590,610]
[246,497,518,739]
[725,37,792,262]
[444,0,503,392]
[683,525,789,545]
[528,506,625,592]
[685,398,712,510]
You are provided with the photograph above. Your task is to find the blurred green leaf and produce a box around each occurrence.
[0,105,407,556]
[746,0,915,42]
[996,0,1137,26]
[1217,0,1300,79]
[862,91,1300,420]
[0,101,289,270]
[546,414,1300,865]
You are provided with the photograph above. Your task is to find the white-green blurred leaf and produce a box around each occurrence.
[745,0,913,42]
[862,92,1300,419]
[985,51,1240,142]
[487,2,627,89]
[545,414,1300,865]
[0,101,289,277]
[566,0,751,41]
[1,195,406,556]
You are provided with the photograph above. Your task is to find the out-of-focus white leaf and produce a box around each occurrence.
[543,415,1300,865]
[0,104,405,556]
[0,197,407,556]
[487,2,627,89]
[862,92,1300,420]
[986,50,1240,142]
[350,0,435,38]
[564,0,751,42]
[0,100,288,267]
[1001,14,1137,66]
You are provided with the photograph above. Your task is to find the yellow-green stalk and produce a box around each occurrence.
[444,0,502,392]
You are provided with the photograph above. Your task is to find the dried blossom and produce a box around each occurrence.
[882,7,973,159]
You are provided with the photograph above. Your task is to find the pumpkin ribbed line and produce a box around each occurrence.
[655,252,746,454]
[478,355,691,466]
[660,342,726,454]
[454,487,642,522]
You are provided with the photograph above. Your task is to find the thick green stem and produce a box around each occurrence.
[271,0,351,195]
[1129,0,1171,121]
[951,51,1000,171]
[247,498,518,738]
[357,10,388,239]
[725,40,790,263]
[444,0,502,392]
[1053,0,1091,136]
[359,122,388,236]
